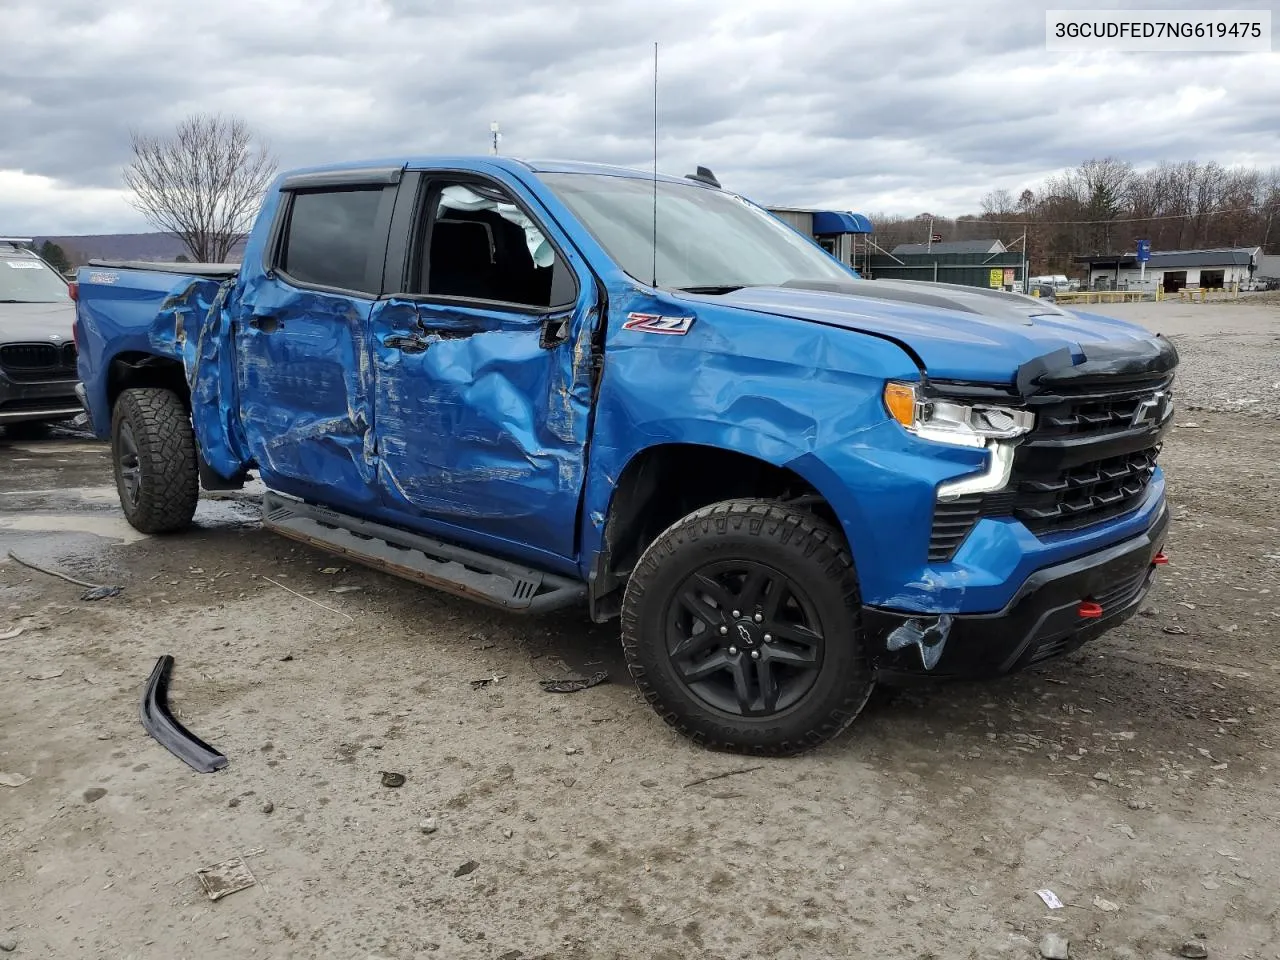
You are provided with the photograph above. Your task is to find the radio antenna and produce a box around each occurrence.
[651,40,658,288]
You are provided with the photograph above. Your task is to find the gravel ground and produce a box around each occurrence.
[1098,295,1280,417]
[1,298,1278,960]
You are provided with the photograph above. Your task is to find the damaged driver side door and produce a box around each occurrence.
[368,170,598,564]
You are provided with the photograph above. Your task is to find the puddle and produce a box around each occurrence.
[0,513,148,544]
[195,497,262,526]
[5,443,108,456]
[0,490,261,548]
[6,486,120,502]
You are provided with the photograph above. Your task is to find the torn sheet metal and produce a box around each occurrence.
[148,277,253,482]
[885,615,954,670]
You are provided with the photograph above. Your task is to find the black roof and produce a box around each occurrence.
[1075,247,1257,269]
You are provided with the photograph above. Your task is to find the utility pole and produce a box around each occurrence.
[489,121,501,156]
[1021,229,1028,293]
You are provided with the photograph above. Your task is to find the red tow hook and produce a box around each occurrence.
[1077,600,1104,619]
[1153,551,1169,566]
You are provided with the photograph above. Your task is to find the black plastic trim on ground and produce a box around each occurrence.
[139,655,228,774]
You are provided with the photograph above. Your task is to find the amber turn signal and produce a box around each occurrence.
[883,382,917,428]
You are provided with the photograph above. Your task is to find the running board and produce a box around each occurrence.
[260,492,586,614]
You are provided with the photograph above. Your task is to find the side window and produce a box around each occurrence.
[279,188,385,294]
[412,181,576,309]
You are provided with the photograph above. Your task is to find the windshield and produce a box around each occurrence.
[542,173,853,291]
[0,257,70,303]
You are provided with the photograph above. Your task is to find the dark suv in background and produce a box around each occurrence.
[0,239,80,435]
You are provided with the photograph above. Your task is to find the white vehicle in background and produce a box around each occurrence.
[1029,274,1073,291]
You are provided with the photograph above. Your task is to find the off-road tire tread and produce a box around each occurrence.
[111,388,199,534]
[620,498,874,756]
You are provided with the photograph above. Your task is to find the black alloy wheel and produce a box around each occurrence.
[666,560,824,716]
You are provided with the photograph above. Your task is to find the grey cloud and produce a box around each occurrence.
[1,0,1277,234]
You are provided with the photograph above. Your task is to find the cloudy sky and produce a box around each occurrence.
[1,0,1277,235]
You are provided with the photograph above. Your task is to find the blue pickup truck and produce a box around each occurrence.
[74,157,1176,754]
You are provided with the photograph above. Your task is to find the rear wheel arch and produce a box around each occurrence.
[106,351,190,414]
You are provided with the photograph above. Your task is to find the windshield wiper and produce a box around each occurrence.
[674,285,746,295]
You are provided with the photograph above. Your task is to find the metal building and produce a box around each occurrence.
[866,239,1026,291]
[767,207,874,269]
[1075,247,1261,293]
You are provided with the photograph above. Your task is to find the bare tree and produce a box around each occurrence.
[124,114,277,263]
[980,188,1015,218]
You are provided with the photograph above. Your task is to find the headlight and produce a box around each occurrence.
[883,382,1034,448]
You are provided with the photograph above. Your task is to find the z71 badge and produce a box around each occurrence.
[622,312,695,335]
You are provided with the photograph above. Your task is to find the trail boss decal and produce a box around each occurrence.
[622,312,695,335]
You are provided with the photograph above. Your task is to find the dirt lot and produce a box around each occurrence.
[2,298,1278,960]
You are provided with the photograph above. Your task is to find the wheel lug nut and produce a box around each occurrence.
[728,646,739,655]
[719,625,729,635]
[732,610,741,618]
[753,613,763,623]
[751,650,760,660]
[763,634,772,642]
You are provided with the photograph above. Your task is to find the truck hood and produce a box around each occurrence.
[0,301,75,342]
[699,280,1157,384]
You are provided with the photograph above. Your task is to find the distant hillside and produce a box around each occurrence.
[32,233,245,265]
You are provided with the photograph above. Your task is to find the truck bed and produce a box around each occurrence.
[76,261,238,439]
[86,259,240,279]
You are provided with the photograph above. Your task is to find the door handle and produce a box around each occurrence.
[248,315,280,333]
[385,334,431,355]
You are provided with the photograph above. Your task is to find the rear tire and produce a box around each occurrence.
[111,387,199,534]
[620,499,874,756]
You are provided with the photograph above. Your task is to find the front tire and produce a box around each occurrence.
[621,499,874,756]
[111,387,199,533]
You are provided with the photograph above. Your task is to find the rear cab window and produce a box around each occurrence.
[276,187,392,295]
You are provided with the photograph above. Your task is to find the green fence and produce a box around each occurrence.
[865,252,1025,289]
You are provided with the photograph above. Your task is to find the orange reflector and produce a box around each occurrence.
[884,382,917,427]
[1153,552,1168,565]
[1078,601,1104,619]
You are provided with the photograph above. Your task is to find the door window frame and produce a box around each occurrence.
[384,170,581,317]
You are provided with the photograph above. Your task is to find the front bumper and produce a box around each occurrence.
[864,503,1169,679]
[0,374,82,424]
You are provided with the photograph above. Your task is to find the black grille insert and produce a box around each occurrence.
[928,444,1161,561]
[0,341,77,382]
[1034,377,1173,439]
[1013,446,1159,533]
